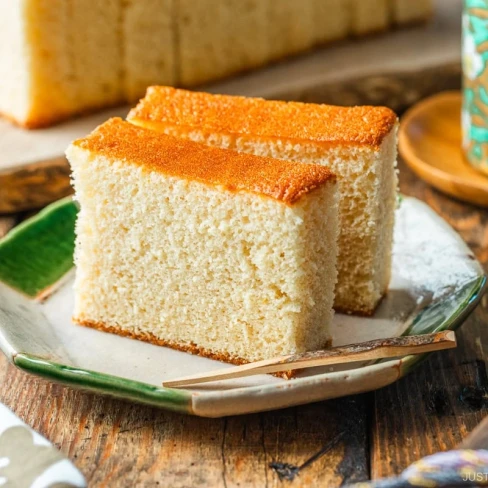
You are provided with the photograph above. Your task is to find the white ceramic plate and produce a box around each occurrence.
[0,196,484,417]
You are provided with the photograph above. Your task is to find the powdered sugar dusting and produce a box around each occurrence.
[393,198,480,302]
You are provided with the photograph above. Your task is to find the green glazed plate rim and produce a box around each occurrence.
[0,197,485,417]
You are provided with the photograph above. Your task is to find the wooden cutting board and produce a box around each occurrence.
[0,0,462,213]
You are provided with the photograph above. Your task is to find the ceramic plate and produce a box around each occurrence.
[0,197,485,417]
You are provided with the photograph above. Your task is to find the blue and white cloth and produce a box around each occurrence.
[0,403,86,488]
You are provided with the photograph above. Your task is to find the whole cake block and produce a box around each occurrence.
[66,118,339,363]
[1,0,431,128]
[0,0,125,128]
[0,0,174,128]
[128,87,398,316]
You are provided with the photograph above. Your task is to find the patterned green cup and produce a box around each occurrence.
[463,0,488,175]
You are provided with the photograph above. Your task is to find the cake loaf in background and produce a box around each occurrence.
[0,0,432,128]
[128,87,398,316]
[67,118,339,364]
[0,0,125,129]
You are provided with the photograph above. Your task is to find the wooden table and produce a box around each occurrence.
[0,158,487,487]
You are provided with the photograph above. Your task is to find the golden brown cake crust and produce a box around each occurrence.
[128,86,398,148]
[74,317,307,380]
[72,117,336,205]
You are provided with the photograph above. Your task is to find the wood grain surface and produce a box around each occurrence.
[371,161,488,479]
[0,158,487,487]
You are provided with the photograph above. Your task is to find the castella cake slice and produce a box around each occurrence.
[67,118,339,364]
[128,87,398,315]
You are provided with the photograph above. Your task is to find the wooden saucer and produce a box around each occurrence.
[399,91,488,207]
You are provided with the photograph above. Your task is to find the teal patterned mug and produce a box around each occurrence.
[463,0,488,175]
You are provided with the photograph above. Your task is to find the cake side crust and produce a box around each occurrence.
[74,317,331,380]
